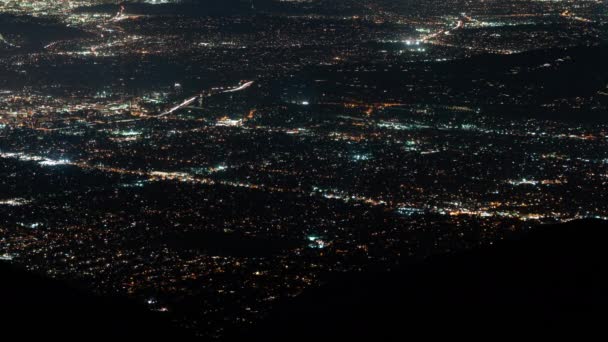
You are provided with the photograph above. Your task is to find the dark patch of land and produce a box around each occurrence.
[162,230,303,257]
[0,14,90,52]
[0,262,195,340]
[2,219,607,340]
[234,219,608,340]
[297,44,608,122]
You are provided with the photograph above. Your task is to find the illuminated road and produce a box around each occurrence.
[222,81,254,93]
[157,81,255,117]
[158,96,199,117]
[0,33,19,48]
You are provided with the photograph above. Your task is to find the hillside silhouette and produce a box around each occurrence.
[2,220,607,340]
[0,263,194,340]
[237,219,608,340]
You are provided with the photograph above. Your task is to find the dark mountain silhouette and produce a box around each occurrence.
[234,219,608,340]
[2,219,607,340]
[0,263,195,340]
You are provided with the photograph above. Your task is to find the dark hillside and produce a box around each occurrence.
[237,219,608,340]
[2,220,607,340]
[0,263,195,340]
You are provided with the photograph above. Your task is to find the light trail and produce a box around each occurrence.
[158,96,199,117]
[155,81,254,118]
[222,81,254,93]
[44,41,60,50]
[0,33,19,48]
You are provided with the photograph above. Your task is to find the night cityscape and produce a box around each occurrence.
[1,0,608,339]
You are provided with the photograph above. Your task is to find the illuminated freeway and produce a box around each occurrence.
[158,81,255,117]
